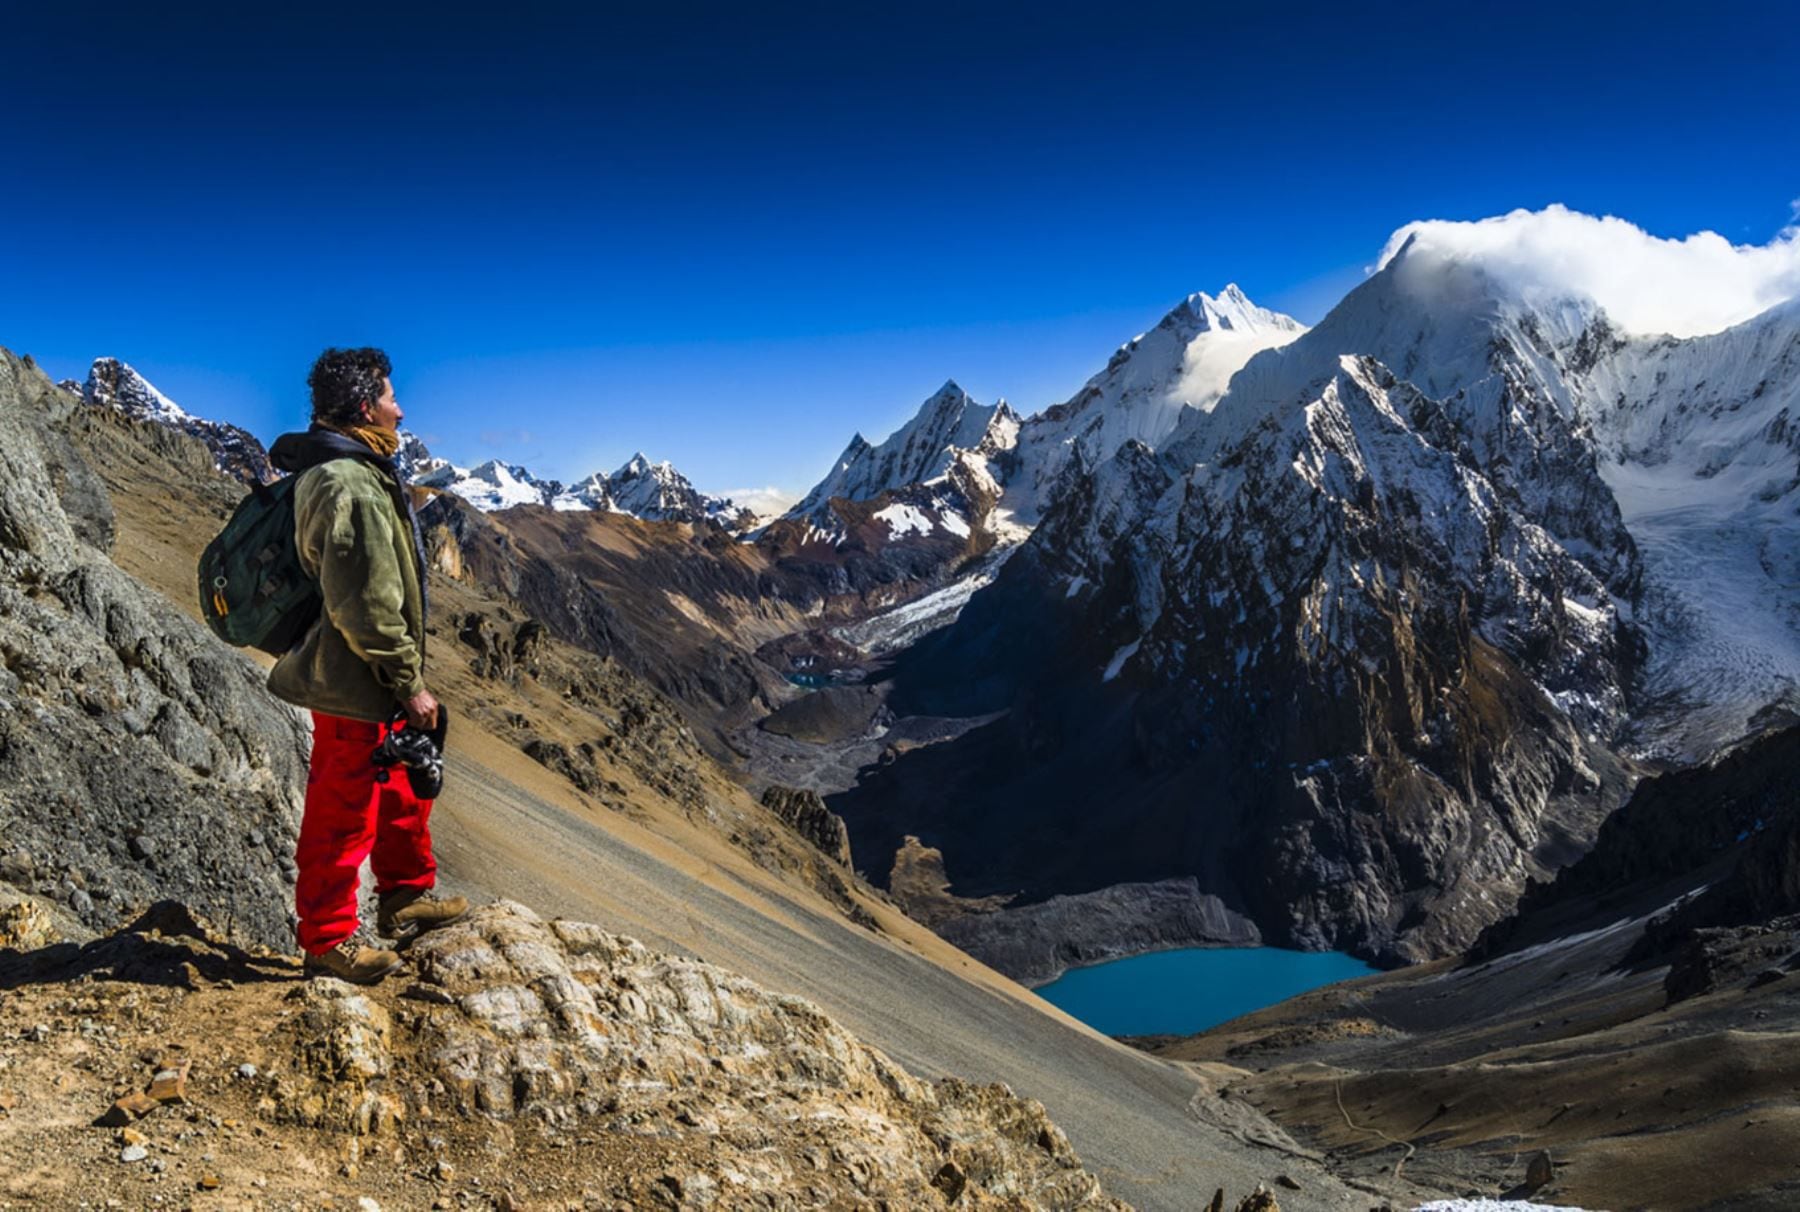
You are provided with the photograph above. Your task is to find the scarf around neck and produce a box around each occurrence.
[339,424,401,458]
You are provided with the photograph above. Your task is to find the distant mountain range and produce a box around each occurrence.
[61,357,751,527]
[402,440,748,526]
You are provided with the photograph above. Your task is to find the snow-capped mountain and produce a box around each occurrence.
[413,457,559,512]
[1007,284,1306,521]
[408,441,740,525]
[790,381,1021,523]
[1163,240,1799,758]
[784,289,1306,559]
[67,358,275,484]
[606,453,741,524]
[772,289,1307,652]
[837,241,1800,965]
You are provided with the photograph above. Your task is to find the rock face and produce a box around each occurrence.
[760,786,853,866]
[0,350,308,947]
[304,901,1128,1208]
[456,609,548,684]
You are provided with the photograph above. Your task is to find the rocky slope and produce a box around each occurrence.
[0,900,1130,1209]
[0,350,308,949]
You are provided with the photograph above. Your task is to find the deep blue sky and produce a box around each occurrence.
[5,1,1797,497]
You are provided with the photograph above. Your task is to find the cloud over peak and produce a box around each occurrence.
[1376,204,1800,339]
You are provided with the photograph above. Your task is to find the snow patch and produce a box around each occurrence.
[1102,639,1141,683]
[832,545,1022,655]
[873,503,932,538]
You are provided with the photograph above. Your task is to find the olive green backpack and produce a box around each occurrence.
[197,475,322,656]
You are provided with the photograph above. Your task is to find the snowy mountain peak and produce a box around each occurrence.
[615,452,657,479]
[82,357,190,424]
[1172,283,1297,338]
[414,455,551,511]
[788,380,1021,521]
[605,453,737,523]
[1001,287,1307,521]
[925,379,970,406]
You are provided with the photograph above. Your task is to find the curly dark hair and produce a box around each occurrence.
[307,347,392,427]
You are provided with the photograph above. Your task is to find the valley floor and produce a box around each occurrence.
[1136,894,1800,1211]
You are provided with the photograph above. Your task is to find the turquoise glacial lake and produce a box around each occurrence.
[1034,946,1379,1038]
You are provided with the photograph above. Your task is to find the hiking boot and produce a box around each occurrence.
[303,937,404,985]
[377,888,468,943]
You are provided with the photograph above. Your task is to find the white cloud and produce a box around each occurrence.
[1375,204,1800,338]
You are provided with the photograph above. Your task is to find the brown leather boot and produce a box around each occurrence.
[377,888,469,943]
[303,938,404,985]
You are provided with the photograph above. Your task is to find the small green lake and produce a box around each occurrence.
[1034,946,1379,1038]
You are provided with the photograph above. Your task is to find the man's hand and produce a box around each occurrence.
[401,688,440,732]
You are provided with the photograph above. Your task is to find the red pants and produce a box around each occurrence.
[295,711,437,954]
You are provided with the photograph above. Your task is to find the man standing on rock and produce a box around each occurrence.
[266,348,466,983]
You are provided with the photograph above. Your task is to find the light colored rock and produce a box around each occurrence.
[272,902,1127,1209]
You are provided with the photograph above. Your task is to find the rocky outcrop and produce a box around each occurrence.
[0,899,1129,1209]
[759,785,853,866]
[0,350,308,948]
[1661,918,1800,1005]
[937,878,1263,988]
[393,901,1125,1206]
[456,608,548,684]
[0,896,1123,1210]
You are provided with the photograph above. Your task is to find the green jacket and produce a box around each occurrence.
[266,437,428,722]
